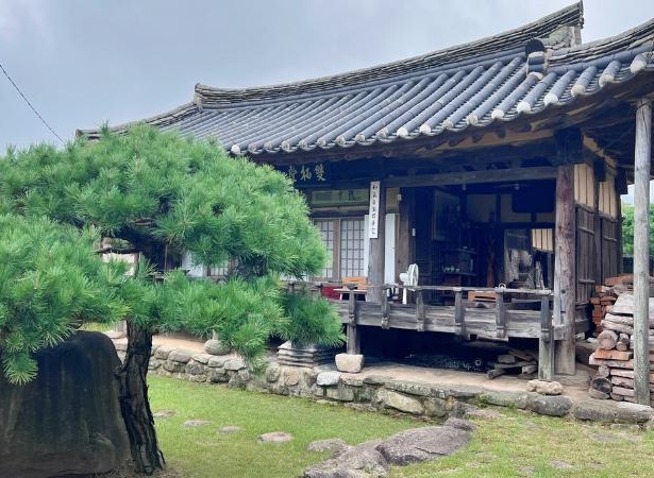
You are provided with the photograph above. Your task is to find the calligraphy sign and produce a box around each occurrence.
[285,162,328,185]
[368,181,380,239]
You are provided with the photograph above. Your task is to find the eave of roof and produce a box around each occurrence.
[78,2,654,161]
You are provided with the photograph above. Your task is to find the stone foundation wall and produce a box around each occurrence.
[112,341,654,425]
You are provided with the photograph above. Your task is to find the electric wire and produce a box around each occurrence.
[0,59,64,144]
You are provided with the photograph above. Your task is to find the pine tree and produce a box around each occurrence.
[0,126,340,474]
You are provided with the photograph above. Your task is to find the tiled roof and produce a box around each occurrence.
[79,2,654,158]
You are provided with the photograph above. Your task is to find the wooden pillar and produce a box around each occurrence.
[633,97,652,405]
[538,296,554,380]
[368,181,386,303]
[346,285,360,354]
[553,130,579,375]
[593,163,603,285]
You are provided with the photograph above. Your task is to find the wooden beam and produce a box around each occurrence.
[367,181,386,303]
[633,97,652,406]
[553,130,579,375]
[384,166,557,189]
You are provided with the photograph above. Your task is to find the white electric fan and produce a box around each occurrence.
[399,263,419,304]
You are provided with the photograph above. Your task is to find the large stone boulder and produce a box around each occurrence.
[0,331,130,478]
[375,418,475,466]
[304,440,389,478]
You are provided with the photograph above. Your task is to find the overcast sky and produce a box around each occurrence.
[0,0,651,151]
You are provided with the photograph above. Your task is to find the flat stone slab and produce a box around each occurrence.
[304,440,388,478]
[376,419,474,466]
[259,432,293,443]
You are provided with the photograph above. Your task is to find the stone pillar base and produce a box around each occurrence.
[335,353,364,373]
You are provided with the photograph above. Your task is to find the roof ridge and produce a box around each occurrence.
[194,2,583,106]
[549,16,654,66]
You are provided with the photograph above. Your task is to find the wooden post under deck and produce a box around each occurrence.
[633,98,652,405]
[346,285,360,354]
[368,181,386,303]
[553,130,579,375]
[538,296,554,380]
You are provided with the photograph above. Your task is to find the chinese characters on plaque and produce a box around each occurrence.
[368,181,380,239]
[286,163,327,184]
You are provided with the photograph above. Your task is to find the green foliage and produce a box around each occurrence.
[0,125,326,277]
[0,125,333,382]
[621,202,654,255]
[278,291,345,347]
[0,214,128,384]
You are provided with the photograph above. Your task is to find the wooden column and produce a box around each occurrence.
[633,97,652,405]
[593,162,603,285]
[368,181,386,303]
[553,130,579,375]
[347,286,360,354]
[538,296,554,380]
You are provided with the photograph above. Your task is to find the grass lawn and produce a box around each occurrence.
[148,375,654,478]
[149,375,419,477]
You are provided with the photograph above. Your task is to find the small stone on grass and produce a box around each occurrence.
[259,431,293,443]
[153,410,176,419]
[183,419,212,428]
[550,460,574,470]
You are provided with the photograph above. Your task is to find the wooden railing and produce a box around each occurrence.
[343,284,556,380]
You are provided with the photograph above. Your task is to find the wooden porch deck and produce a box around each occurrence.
[331,285,580,381]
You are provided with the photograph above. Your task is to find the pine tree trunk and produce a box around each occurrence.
[118,321,165,474]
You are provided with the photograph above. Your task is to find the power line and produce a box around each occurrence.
[0,59,64,144]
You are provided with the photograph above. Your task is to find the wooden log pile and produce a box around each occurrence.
[588,291,654,403]
[487,349,538,380]
[590,275,634,333]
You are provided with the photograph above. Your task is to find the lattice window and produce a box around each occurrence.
[315,219,335,279]
[340,218,365,277]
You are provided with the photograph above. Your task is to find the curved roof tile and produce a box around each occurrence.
[78,3,654,158]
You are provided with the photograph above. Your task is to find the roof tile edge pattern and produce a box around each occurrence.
[78,2,654,160]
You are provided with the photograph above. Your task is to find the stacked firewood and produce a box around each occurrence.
[589,291,654,403]
[590,275,634,334]
[487,349,538,380]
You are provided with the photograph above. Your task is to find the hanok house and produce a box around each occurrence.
[79,2,654,380]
